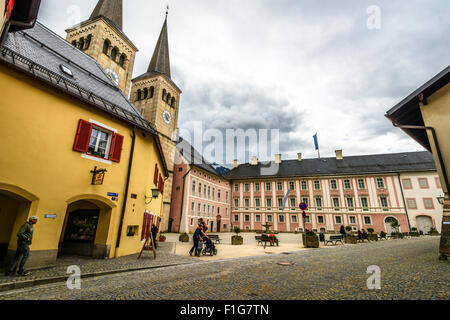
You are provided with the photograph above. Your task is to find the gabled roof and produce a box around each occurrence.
[176,138,223,177]
[0,21,169,176]
[385,65,450,151]
[89,0,123,30]
[224,151,436,180]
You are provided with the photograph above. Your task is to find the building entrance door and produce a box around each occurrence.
[60,210,100,257]
[416,216,433,234]
[385,217,398,235]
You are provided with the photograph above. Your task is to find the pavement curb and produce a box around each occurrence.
[0,261,193,293]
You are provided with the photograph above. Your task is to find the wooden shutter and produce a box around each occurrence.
[73,119,93,153]
[110,133,124,162]
[153,164,159,186]
[158,174,164,194]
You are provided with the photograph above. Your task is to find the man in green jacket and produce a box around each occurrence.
[5,216,38,276]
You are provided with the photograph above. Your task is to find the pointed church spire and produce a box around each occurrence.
[90,0,123,30]
[147,13,171,78]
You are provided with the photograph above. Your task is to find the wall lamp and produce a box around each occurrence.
[437,196,445,205]
[145,188,161,204]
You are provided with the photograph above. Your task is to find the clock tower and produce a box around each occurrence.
[65,0,138,95]
[131,13,181,231]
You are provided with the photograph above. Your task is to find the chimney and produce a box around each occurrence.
[250,156,258,166]
[233,159,239,168]
[297,153,302,161]
[275,154,282,164]
[335,150,343,160]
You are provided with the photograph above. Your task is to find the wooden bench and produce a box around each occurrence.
[255,235,278,249]
[325,235,343,246]
[208,234,221,244]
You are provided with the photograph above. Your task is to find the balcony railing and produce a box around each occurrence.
[230,206,404,214]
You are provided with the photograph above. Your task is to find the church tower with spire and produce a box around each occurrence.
[131,12,182,231]
[65,0,138,95]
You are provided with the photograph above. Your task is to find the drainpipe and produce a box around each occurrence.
[115,127,136,251]
[178,167,192,233]
[397,173,412,232]
[393,123,450,196]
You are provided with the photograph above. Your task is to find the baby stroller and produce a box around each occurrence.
[202,237,218,256]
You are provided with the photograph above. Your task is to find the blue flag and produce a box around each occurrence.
[313,133,319,150]
[282,189,291,211]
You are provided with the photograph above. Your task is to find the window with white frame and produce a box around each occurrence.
[407,198,417,209]
[333,197,340,210]
[418,178,429,188]
[267,215,272,222]
[234,214,239,222]
[361,197,369,210]
[278,198,283,209]
[347,197,354,210]
[315,197,322,209]
[244,198,250,210]
[198,183,202,194]
[302,197,309,206]
[279,215,285,223]
[192,181,196,194]
[255,183,260,191]
[364,216,372,225]
[234,184,239,192]
[402,179,412,189]
[304,215,310,223]
[266,182,271,191]
[376,178,385,188]
[255,198,260,210]
[245,215,250,222]
[290,198,296,209]
[289,181,295,190]
[349,216,356,224]
[380,196,388,210]
[88,126,113,159]
[234,199,239,209]
[266,198,272,209]
[190,218,194,226]
[291,215,297,223]
[301,181,307,190]
[255,215,261,222]
[317,216,324,224]
[226,191,229,201]
[277,182,283,191]
[344,179,351,189]
[244,184,249,192]
[358,178,366,189]
[335,216,342,224]
[191,202,195,213]
[330,180,338,190]
[314,180,320,190]
[225,208,228,217]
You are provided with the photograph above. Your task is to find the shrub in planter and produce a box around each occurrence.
[430,228,440,236]
[231,226,243,245]
[302,230,319,248]
[409,232,420,237]
[345,226,352,233]
[411,227,417,232]
[179,233,189,242]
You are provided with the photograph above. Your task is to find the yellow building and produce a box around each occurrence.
[0,20,168,269]
[386,65,450,259]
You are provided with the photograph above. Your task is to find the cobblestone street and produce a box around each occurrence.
[0,237,448,300]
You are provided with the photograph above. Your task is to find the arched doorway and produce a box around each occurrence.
[416,215,433,234]
[59,198,113,259]
[385,217,399,235]
[216,215,221,232]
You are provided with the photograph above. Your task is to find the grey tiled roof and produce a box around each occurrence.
[1,22,157,135]
[224,151,436,180]
[176,138,222,177]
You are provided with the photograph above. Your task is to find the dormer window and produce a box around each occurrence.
[59,65,73,77]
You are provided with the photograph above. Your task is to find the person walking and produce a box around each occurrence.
[5,216,38,276]
[190,224,203,256]
[340,225,346,241]
[151,224,158,249]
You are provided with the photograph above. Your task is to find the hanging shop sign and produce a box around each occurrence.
[90,166,107,185]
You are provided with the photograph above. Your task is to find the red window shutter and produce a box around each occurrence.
[153,164,159,186]
[73,119,93,153]
[158,174,164,194]
[6,0,15,20]
[110,133,124,162]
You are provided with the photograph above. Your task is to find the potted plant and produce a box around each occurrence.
[430,227,440,236]
[367,228,378,241]
[231,226,243,245]
[410,227,419,237]
[302,229,319,248]
[179,232,189,242]
[344,226,357,244]
[158,233,166,242]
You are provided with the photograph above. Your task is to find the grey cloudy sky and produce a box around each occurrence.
[38,0,450,165]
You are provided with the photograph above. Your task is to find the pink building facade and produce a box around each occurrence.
[169,139,231,233]
[225,151,442,234]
